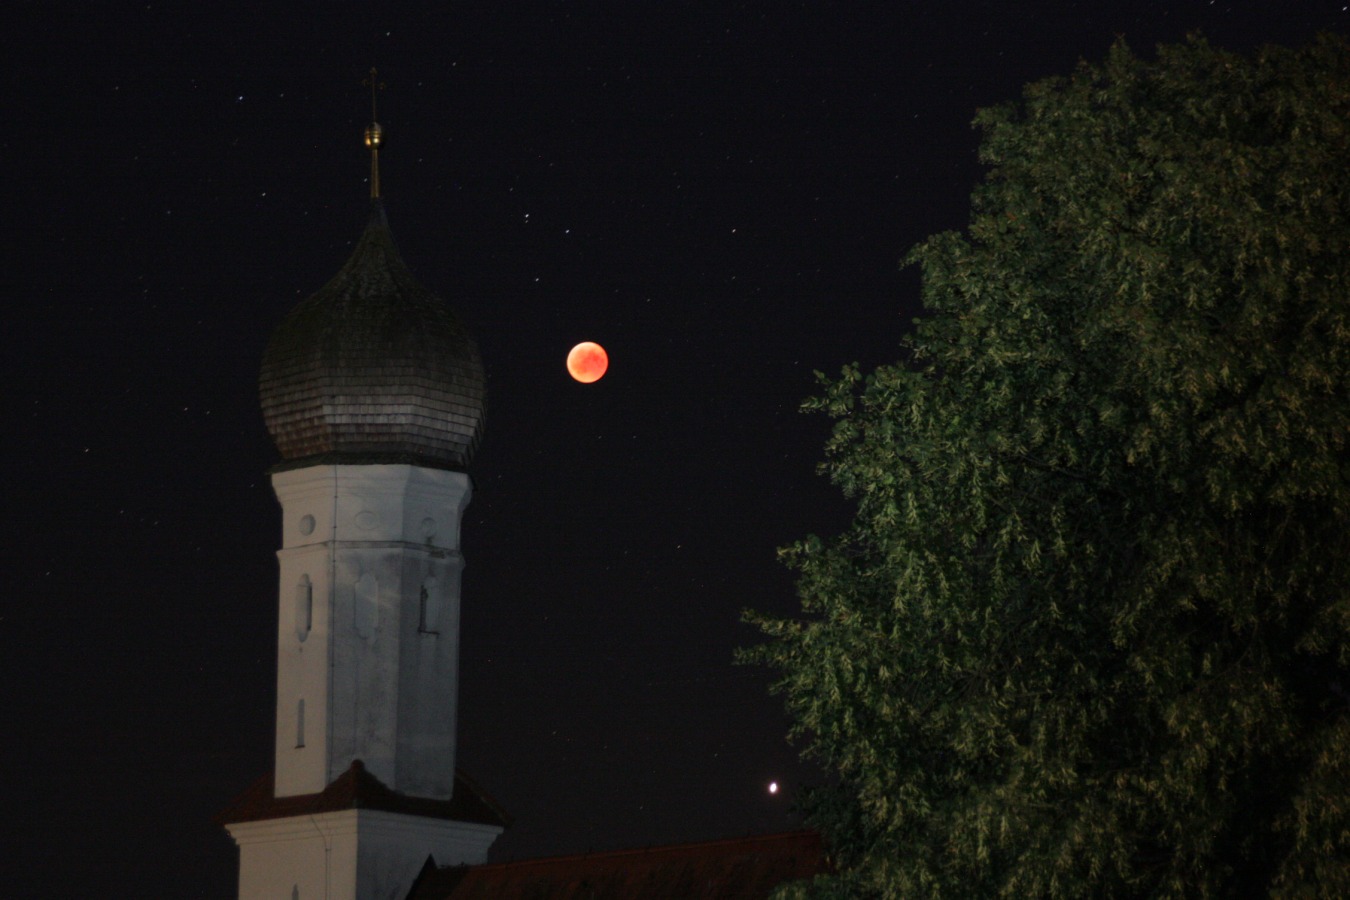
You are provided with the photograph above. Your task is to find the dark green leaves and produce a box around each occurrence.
[746,35,1350,899]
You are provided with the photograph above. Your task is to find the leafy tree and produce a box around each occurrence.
[745,35,1350,898]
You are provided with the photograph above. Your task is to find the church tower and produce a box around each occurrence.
[221,81,505,900]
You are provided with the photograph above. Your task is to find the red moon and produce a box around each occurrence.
[567,341,609,383]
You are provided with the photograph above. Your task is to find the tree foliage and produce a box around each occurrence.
[745,35,1350,898]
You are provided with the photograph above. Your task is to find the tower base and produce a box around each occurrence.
[219,761,507,900]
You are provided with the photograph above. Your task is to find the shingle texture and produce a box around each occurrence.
[216,760,509,828]
[260,200,485,470]
[406,831,827,899]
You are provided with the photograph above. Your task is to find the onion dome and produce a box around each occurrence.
[259,199,486,470]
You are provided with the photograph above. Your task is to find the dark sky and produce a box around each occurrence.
[4,3,1346,896]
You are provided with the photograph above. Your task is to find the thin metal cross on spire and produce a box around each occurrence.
[364,67,385,121]
[362,67,386,199]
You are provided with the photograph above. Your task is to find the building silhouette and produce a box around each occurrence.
[220,100,823,899]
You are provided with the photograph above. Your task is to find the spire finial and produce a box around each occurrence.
[362,67,386,199]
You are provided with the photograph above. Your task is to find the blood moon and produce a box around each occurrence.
[566,341,609,383]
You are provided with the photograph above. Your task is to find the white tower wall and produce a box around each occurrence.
[272,464,471,799]
[228,811,500,900]
[234,188,497,899]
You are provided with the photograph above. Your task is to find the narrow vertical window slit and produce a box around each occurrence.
[295,575,313,642]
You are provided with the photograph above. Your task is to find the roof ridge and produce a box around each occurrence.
[216,761,509,828]
[465,829,821,871]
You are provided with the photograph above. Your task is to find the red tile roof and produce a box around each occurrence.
[406,830,826,899]
[216,760,509,828]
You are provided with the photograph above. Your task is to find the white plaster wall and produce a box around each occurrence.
[229,811,501,900]
[230,813,360,900]
[271,465,471,799]
[395,549,463,798]
[354,811,501,899]
[275,542,333,796]
[329,546,402,787]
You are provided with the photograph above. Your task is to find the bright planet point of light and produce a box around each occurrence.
[567,341,609,383]
[768,781,779,795]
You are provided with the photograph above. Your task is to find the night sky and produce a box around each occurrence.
[5,3,1347,896]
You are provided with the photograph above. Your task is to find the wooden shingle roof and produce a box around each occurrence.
[406,830,827,899]
[217,760,509,828]
[259,200,485,471]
